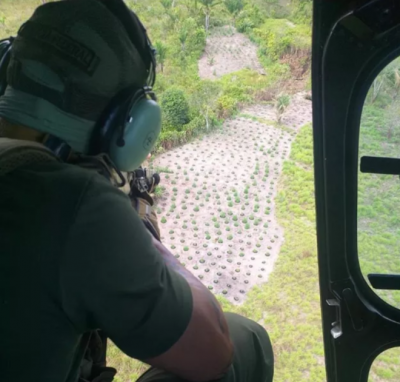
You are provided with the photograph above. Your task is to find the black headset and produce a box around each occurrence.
[0,0,162,172]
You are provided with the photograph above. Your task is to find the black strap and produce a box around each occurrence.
[79,331,117,382]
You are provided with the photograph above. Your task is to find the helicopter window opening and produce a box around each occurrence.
[358,56,400,309]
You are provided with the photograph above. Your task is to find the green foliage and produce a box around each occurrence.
[189,80,222,129]
[290,0,313,25]
[217,69,271,117]
[161,87,190,129]
[155,41,167,72]
[358,103,400,308]
[185,24,207,56]
[160,0,173,10]
[275,93,290,123]
[253,18,311,63]
[235,5,263,33]
[276,93,290,112]
[199,0,224,31]
[224,0,243,18]
[154,185,166,199]
[365,57,400,108]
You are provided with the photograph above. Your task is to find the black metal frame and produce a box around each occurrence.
[313,0,400,381]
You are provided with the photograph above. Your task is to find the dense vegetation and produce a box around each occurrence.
[0,0,311,151]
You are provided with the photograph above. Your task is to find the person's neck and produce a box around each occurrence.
[0,117,46,143]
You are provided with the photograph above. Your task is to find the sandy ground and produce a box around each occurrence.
[242,92,313,128]
[198,26,265,79]
[152,95,312,304]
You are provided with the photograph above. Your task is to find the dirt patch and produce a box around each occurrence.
[281,92,313,129]
[198,26,265,79]
[241,91,312,131]
[152,93,312,304]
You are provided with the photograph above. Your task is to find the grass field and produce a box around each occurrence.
[357,103,400,381]
[358,105,400,308]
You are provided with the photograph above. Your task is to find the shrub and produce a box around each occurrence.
[183,116,207,138]
[217,95,239,118]
[253,19,311,63]
[161,87,190,129]
[186,26,206,56]
[235,5,263,33]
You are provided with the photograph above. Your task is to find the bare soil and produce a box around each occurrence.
[152,95,312,304]
[198,26,265,79]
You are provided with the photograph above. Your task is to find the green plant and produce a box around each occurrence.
[155,41,167,72]
[275,93,290,124]
[161,217,167,224]
[161,87,190,129]
[199,0,222,31]
[154,185,166,199]
[225,0,244,21]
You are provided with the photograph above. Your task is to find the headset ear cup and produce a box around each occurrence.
[109,98,161,171]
